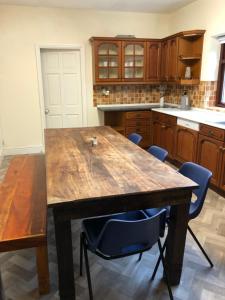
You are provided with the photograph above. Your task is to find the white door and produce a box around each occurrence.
[41,49,84,128]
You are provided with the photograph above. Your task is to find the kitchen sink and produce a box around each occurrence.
[212,121,225,125]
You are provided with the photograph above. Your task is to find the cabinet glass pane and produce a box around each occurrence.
[125,44,134,55]
[125,56,134,67]
[98,56,108,67]
[135,56,144,67]
[109,68,119,78]
[99,68,108,79]
[135,68,144,78]
[109,56,118,67]
[108,44,118,55]
[98,44,108,55]
[125,68,133,78]
[135,44,144,55]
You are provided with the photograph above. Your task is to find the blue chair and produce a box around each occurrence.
[147,162,213,281]
[80,210,173,300]
[128,133,142,145]
[147,145,168,162]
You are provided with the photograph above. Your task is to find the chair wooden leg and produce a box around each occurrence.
[188,225,213,267]
[36,244,50,295]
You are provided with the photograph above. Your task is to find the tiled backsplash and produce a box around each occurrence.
[93,81,218,109]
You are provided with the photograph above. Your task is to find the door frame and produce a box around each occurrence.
[36,44,88,146]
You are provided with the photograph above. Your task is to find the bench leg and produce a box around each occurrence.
[36,244,50,295]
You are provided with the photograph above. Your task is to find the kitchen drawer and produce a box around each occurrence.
[126,126,148,136]
[125,111,151,120]
[164,114,177,126]
[200,124,225,141]
[152,111,165,122]
[126,119,149,127]
[152,111,176,125]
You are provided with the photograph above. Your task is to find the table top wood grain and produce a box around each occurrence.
[0,155,47,252]
[45,126,197,208]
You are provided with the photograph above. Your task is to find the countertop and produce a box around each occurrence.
[152,107,225,130]
[97,103,161,111]
[97,103,225,130]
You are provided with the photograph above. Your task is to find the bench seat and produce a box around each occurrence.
[0,154,49,295]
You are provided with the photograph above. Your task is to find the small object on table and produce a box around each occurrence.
[91,136,98,146]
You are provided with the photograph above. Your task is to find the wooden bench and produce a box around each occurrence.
[0,154,50,296]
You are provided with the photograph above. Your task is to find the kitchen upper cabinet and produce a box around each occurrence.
[91,30,205,85]
[197,134,223,186]
[168,37,178,81]
[122,41,146,81]
[160,40,169,82]
[146,41,161,82]
[93,40,122,83]
[175,126,198,163]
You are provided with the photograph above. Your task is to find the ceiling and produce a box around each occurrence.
[0,0,196,13]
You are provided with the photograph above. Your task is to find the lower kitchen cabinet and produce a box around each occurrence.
[152,112,176,159]
[219,147,225,191]
[105,110,151,148]
[175,126,198,163]
[197,134,223,186]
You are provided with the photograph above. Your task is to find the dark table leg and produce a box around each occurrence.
[0,271,5,300]
[165,198,191,285]
[53,209,75,300]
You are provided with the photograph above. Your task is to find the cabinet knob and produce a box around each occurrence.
[208,130,214,136]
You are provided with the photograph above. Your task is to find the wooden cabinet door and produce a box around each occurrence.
[168,37,178,81]
[146,41,161,82]
[175,126,198,163]
[94,40,122,82]
[153,121,163,148]
[163,125,176,159]
[160,40,169,81]
[219,147,225,191]
[197,134,223,186]
[122,41,146,81]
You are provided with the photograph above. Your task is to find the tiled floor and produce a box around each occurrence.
[0,156,225,300]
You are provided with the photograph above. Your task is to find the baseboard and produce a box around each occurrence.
[3,145,44,156]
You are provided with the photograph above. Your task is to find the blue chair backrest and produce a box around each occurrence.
[179,162,212,220]
[128,133,142,145]
[147,145,168,162]
[95,209,166,258]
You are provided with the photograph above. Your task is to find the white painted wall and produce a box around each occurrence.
[0,5,170,153]
[169,0,225,81]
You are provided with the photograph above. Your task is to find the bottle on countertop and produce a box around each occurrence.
[159,96,164,108]
[180,91,190,110]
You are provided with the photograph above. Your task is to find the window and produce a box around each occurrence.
[217,43,225,106]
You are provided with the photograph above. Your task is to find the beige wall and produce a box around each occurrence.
[0,5,169,152]
[169,0,225,81]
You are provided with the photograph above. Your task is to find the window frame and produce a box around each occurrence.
[216,43,225,107]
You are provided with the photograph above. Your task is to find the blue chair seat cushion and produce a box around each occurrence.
[82,211,147,252]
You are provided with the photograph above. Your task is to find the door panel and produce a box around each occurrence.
[41,49,83,129]
[175,126,198,163]
[219,148,225,191]
[197,134,223,186]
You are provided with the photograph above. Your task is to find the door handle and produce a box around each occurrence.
[45,108,50,115]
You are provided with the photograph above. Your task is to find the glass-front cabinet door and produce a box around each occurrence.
[95,41,121,82]
[122,41,146,81]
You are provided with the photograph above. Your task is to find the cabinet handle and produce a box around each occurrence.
[208,130,214,136]
[161,125,166,129]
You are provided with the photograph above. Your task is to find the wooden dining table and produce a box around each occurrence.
[45,126,198,300]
